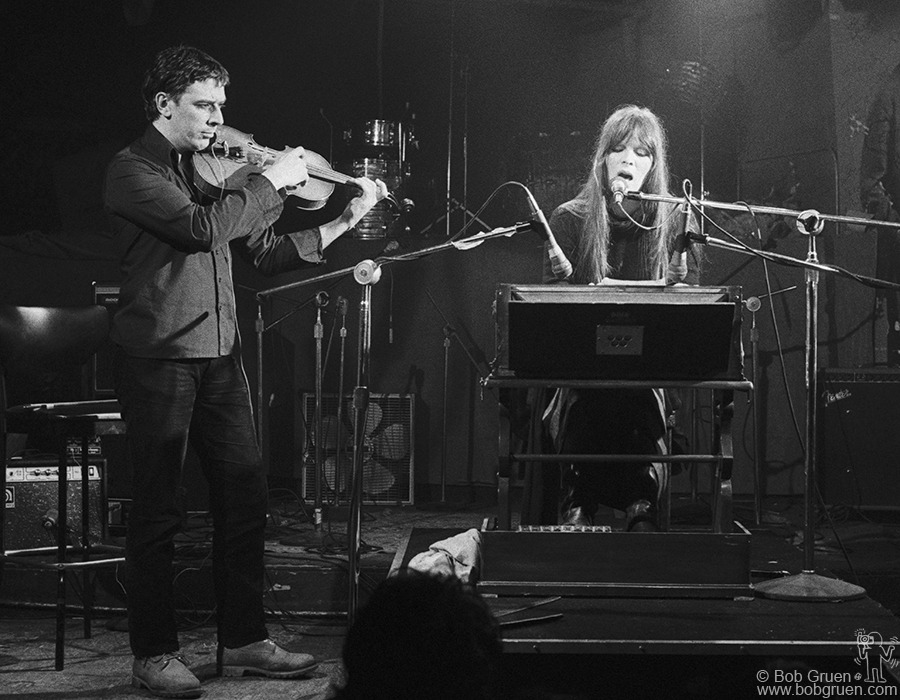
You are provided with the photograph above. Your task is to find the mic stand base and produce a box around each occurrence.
[754,571,866,602]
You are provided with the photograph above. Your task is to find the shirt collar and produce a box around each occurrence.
[140,122,181,169]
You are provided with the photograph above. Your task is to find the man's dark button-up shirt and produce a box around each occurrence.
[104,124,323,359]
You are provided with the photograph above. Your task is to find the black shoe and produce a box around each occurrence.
[625,499,658,532]
[562,506,592,528]
[217,638,317,678]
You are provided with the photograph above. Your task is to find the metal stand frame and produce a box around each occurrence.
[743,285,796,526]
[419,197,491,238]
[633,188,900,601]
[755,214,864,601]
[417,1,487,240]
[312,294,327,529]
[347,263,378,625]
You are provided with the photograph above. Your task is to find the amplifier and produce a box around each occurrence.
[818,368,900,510]
[66,436,102,458]
[4,458,105,550]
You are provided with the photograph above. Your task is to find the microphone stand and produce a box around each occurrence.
[421,286,493,506]
[313,293,328,531]
[255,219,536,624]
[442,323,452,503]
[743,285,797,527]
[257,291,333,548]
[630,188,900,601]
[333,297,349,507]
[254,292,317,493]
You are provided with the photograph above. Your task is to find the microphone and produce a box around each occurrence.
[400,198,415,213]
[525,188,572,280]
[315,291,329,308]
[611,178,628,206]
[666,199,691,284]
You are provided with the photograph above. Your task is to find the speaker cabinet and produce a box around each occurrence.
[818,368,900,510]
[301,393,414,505]
[4,458,105,550]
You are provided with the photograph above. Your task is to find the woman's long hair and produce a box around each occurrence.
[563,105,678,283]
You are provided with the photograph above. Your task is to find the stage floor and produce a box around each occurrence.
[2,495,899,698]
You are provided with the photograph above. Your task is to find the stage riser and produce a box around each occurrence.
[479,526,752,599]
[0,557,392,614]
[501,654,900,697]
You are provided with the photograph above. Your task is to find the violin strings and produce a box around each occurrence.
[239,137,350,184]
[307,164,351,184]
[211,137,368,190]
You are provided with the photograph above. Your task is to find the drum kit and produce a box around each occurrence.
[343,119,415,239]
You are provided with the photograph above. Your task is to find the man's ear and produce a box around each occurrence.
[155,92,172,119]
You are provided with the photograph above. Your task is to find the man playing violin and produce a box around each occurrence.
[104,44,386,698]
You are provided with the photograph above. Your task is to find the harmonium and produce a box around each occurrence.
[493,283,745,382]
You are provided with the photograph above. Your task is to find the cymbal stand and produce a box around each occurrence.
[419,198,491,238]
[420,2,481,239]
[631,187,900,601]
[443,0,454,239]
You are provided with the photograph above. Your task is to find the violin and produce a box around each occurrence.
[193,125,399,211]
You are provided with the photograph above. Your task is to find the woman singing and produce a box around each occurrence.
[542,104,701,531]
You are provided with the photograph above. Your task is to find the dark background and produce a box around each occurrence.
[1,0,898,504]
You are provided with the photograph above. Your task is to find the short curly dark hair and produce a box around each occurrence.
[337,572,503,700]
[141,45,229,122]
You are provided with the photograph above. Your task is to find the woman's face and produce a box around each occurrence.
[605,133,654,192]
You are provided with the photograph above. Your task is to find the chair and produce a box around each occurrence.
[0,305,125,670]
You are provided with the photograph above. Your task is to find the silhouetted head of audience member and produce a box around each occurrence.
[335,571,503,700]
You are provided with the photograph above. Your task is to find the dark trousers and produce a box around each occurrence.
[558,389,661,518]
[113,350,268,658]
